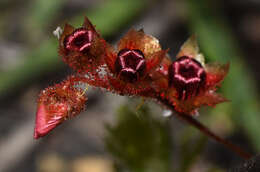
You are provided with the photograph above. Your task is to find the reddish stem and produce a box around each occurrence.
[158,97,252,160]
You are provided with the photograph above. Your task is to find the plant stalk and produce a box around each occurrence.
[159,97,252,160]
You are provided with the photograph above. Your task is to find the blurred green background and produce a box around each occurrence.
[0,0,260,171]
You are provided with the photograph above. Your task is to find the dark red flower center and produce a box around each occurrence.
[168,56,206,100]
[115,49,146,83]
[64,28,93,53]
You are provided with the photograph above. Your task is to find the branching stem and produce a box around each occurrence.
[158,97,252,160]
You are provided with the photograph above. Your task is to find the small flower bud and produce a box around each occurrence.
[64,28,94,53]
[168,56,206,100]
[115,49,146,83]
[34,80,86,139]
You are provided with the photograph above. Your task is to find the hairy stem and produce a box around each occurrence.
[159,97,252,160]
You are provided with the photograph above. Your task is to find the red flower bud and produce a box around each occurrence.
[115,49,146,82]
[168,56,206,100]
[59,17,106,74]
[64,28,94,53]
[104,29,167,97]
[34,80,86,139]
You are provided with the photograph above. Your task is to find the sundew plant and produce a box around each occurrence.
[33,17,251,160]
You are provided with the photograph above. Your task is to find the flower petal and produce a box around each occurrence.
[149,55,172,91]
[118,29,162,56]
[205,62,229,88]
[177,35,199,58]
[177,35,205,65]
[108,76,155,97]
[105,44,117,73]
[166,87,228,115]
[196,91,228,107]
[34,102,65,139]
[59,23,74,50]
[146,49,168,73]
[82,16,99,35]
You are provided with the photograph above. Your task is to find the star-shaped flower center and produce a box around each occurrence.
[115,49,146,83]
[169,56,206,100]
[64,28,93,53]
